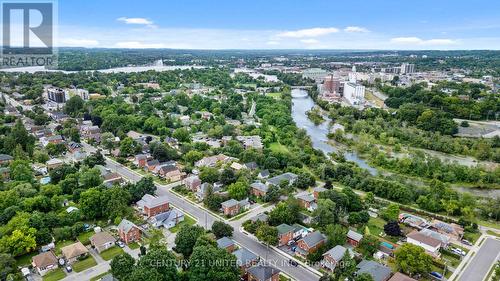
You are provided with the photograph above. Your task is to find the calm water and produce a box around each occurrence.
[291,89,378,175]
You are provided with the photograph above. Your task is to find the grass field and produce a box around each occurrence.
[128,241,140,250]
[169,215,197,233]
[55,240,76,255]
[100,246,124,261]
[78,231,95,245]
[73,256,97,272]
[269,142,289,153]
[266,92,282,99]
[43,268,66,281]
[15,251,37,267]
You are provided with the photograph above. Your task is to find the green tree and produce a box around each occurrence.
[255,224,278,246]
[381,203,400,222]
[174,224,205,258]
[137,246,177,280]
[199,167,219,183]
[394,243,433,277]
[324,224,346,248]
[79,167,103,189]
[101,132,116,152]
[313,198,337,226]
[110,253,136,281]
[357,235,379,257]
[188,244,240,281]
[64,96,85,117]
[173,128,190,142]
[211,221,234,238]
[127,176,156,203]
[79,188,103,219]
[227,181,249,200]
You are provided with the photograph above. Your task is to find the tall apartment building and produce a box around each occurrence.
[47,87,67,103]
[343,82,365,105]
[400,63,415,74]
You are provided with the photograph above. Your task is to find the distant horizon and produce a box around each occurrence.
[49,47,500,52]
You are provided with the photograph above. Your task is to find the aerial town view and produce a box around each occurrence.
[0,1,499,281]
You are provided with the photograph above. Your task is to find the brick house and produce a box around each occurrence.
[137,194,170,217]
[347,230,363,247]
[118,219,141,244]
[296,194,317,211]
[216,237,236,253]
[321,245,347,271]
[296,231,326,256]
[251,182,268,197]
[133,154,150,168]
[276,224,294,246]
[313,186,327,200]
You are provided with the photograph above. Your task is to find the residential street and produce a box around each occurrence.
[82,143,320,281]
[456,237,500,281]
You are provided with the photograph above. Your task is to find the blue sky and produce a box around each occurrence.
[54,0,500,49]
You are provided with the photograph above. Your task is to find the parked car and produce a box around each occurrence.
[288,259,298,266]
[451,248,466,256]
[65,265,72,273]
[430,271,443,280]
[461,239,472,246]
[116,241,125,248]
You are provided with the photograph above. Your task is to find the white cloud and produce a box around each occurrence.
[114,41,166,48]
[344,26,369,33]
[391,37,457,45]
[300,39,319,44]
[277,27,339,38]
[59,38,99,47]
[117,17,156,28]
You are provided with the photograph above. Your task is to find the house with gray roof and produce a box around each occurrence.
[216,237,235,252]
[296,231,326,256]
[251,182,269,197]
[266,172,298,187]
[118,219,141,244]
[233,247,259,268]
[247,265,281,281]
[347,229,364,246]
[355,260,392,281]
[322,245,347,271]
[150,209,184,229]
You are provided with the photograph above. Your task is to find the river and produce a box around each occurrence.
[290,89,378,175]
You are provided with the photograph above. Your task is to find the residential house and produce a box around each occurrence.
[387,272,417,281]
[277,223,295,246]
[133,154,150,168]
[355,260,392,281]
[0,154,13,164]
[257,169,270,179]
[347,230,363,247]
[296,231,326,256]
[40,135,64,147]
[266,172,298,187]
[296,194,317,211]
[407,231,442,257]
[217,237,236,253]
[250,213,269,223]
[251,182,268,197]
[184,175,201,191]
[292,224,310,240]
[235,135,263,150]
[150,209,184,229]
[80,125,101,142]
[0,167,10,180]
[61,242,89,263]
[32,251,58,276]
[321,245,347,271]
[145,159,160,172]
[90,232,116,253]
[137,194,170,218]
[399,213,429,229]
[247,265,281,281]
[419,228,450,247]
[196,183,218,201]
[103,172,123,187]
[230,162,244,171]
[154,162,183,182]
[429,220,464,240]
[313,186,327,200]
[46,158,64,170]
[118,219,141,244]
[221,198,249,216]
[233,247,259,269]
[195,154,235,168]
[244,162,258,170]
[71,150,87,163]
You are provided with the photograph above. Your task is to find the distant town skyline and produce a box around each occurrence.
[51,0,500,49]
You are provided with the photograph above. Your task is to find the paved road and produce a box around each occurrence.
[89,145,319,281]
[458,237,500,281]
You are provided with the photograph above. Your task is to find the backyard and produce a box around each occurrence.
[72,256,97,272]
[42,268,66,281]
[100,246,125,261]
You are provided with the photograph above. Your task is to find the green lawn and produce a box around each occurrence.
[55,240,76,255]
[463,231,481,243]
[78,231,95,245]
[366,217,386,236]
[266,92,282,99]
[269,142,289,153]
[100,246,124,261]
[487,230,500,237]
[15,251,37,267]
[169,215,197,233]
[72,256,97,272]
[128,241,140,250]
[43,268,66,281]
